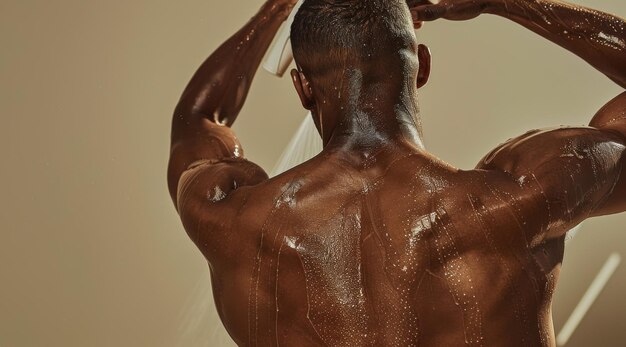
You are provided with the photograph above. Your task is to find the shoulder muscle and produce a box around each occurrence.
[477,126,625,238]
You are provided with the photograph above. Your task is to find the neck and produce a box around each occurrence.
[322,108,425,151]
[316,78,425,152]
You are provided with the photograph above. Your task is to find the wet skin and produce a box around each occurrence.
[168,0,626,346]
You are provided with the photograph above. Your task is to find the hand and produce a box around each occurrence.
[409,0,492,22]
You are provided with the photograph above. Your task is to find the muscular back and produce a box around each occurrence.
[179,138,618,346]
[169,1,626,345]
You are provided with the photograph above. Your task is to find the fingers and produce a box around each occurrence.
[409,0,434,27]
[408,0,435,25]
[411,4,446,22]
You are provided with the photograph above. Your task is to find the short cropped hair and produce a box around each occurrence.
[290,0,415,79]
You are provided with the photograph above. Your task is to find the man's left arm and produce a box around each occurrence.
[411,0,626,88]
[168,0,297,209]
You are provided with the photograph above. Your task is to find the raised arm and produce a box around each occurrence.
[168,0,297,206]
[410,0,626,88]
[410,0,626,240]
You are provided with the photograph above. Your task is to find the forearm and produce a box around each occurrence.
[173,1,294,139]
[485,0,626,88]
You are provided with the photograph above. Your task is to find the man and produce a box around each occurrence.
[168,0,625,345]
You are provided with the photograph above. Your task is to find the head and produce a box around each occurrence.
[289,0,431,145]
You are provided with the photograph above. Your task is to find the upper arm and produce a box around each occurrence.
[476,124,625,240]
[167,116,268,255]
[174,157,267,259]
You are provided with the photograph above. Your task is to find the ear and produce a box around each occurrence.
[416,44,431,89]
[290,68,315,110]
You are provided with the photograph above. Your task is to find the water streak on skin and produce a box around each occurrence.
[248,177,306,345]
[275,240,285,347]
[530,173,553,232]
[467,194,531,344]
[431,204,484,345]
[483,183,544,301]
[297,204,369,345]
[248,230,263,345]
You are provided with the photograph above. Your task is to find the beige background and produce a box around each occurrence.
[1,0,624,346]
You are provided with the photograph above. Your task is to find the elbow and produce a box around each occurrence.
[174,95,213,121]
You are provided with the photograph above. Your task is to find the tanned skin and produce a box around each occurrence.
[168,0,625,345]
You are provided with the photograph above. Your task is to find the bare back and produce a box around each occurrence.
[168,1,626,345]
[199,146,570,347]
